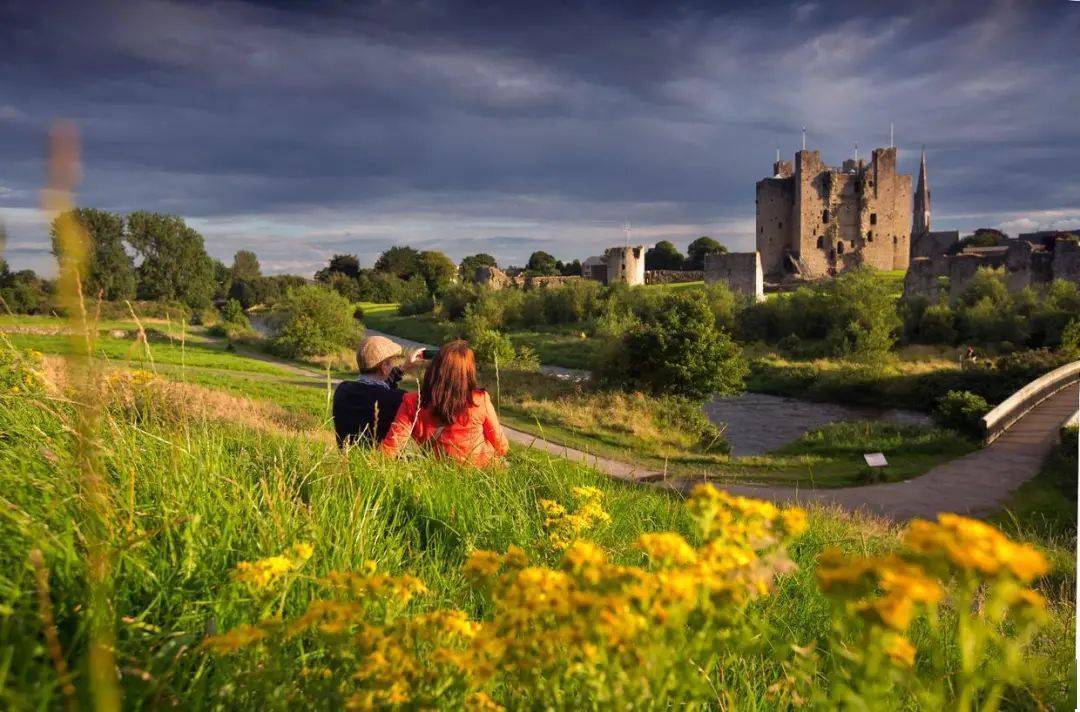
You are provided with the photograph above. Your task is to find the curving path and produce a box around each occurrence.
[676,383,1079,520]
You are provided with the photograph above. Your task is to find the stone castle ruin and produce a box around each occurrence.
[903,150,1080,299]
[757,146,911,281]
[579,246,647,286]
[904,231,1080,301]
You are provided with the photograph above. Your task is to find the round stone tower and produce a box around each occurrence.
[604,245,646,286]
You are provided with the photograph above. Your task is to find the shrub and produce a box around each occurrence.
[271,285,361,358]
[597,292,747,399]
[464,314,539,371]
[932,390,990,438]
[438,284,478,321]
[398,276,435,316]
[1060,318,1080,356]
[737,269,899,358]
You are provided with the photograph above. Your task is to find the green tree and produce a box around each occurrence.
[645,240,685,271]
[0,260,51,314]
[315,254,360,282]
[212,259,232,301]
[375,246,422,280]
[685,236,726,270]
[49,208,135,300]
[526,251,559,276]
[598,292,747,399]
[231,250,262,283]
[460,253,498,281]
[126,212,215,308]
[558,259,582,276]
[272,285,361,358]
[417,250,457,294]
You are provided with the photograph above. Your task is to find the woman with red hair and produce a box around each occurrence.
[381,340,509,467]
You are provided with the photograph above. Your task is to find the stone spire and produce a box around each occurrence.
[912,146,930,236]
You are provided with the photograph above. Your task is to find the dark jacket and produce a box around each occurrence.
[332,368,405,447]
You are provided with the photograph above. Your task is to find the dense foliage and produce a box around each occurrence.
[49,208,136,301]
[932,390,991,439]
[901,270,1080,351]
[597,292,747,399]
[271,285,361,358]
[126,211,217,308]
[739,269,900,358]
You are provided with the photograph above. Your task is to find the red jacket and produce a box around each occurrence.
[381,390,509,467]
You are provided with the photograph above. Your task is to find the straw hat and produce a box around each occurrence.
[356,335,403,371]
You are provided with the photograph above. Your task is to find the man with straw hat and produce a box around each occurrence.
[333,335,426,448]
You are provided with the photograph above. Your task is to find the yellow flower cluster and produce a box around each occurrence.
[905,514,1049,582]
[459,486,807,687]
[817,549,943,631]
[538,486,612,550]
[233,543,313,590]
[685,484,807,545]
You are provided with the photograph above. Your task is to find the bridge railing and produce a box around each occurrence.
[981,360,1080,444]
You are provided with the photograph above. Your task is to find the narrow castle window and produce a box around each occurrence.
[816,236,824,248]
[893,236,898,245]
[822,209,829,224]
[837,242,845,255]
[778,221,783,229]
[867,231,873,242]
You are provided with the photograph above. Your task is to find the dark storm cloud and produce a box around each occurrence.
[1,0,1078,275]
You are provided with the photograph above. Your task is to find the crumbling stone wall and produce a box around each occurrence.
[644,270,704,285]
[520,275,583,289]
[605,246,646,286]
[704,252,763,300]
[903,235,1080,301]
[475,265,513,289]
[911,230,960,259]
[1052,238,1080,284]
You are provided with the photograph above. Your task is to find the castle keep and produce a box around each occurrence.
[756,146,911,280]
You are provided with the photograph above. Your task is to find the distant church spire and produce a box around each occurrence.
[913,146,930,236]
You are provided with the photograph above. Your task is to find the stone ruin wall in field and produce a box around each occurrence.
[704,252,764,300]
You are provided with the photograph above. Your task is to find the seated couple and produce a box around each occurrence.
[333,335,509,467]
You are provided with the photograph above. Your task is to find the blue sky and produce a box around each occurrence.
[1,0,1078,276]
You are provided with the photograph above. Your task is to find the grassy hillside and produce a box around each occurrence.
[0,341,1074,708]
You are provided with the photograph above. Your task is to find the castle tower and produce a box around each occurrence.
[913,147,930,237]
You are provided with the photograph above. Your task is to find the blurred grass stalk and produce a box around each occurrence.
[44,122,121,711]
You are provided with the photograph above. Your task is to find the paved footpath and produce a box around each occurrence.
[219,331,1079,522]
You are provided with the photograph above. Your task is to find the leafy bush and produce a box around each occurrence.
[1061,318,1080,357]
[932,390,991,438]
[738,269,899,358]
[597,292,747,399]
[271,285,361,358]
[438,284,478,321]
[397,276,435,315]
[464,314,539,371]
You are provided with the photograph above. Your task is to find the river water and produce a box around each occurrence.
[703,392,931,456]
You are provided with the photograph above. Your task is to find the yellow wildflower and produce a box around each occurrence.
[884,635,916,667]
[637,532,698,567]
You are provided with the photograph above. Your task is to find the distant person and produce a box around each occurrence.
[333,335,423,448]
[381,340,509,467]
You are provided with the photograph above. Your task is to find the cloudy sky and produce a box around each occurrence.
[1,0,1078,276]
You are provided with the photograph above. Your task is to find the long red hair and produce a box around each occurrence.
[420,340,481,425]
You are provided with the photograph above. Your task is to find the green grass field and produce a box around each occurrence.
[0,340,1073,709]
